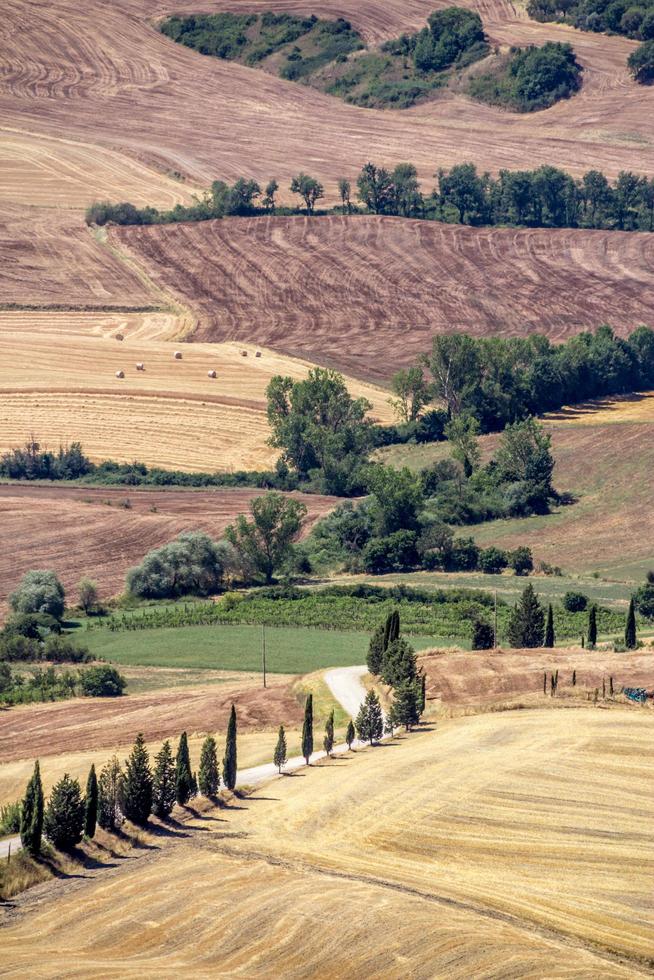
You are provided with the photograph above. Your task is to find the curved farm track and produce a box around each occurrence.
[115,215,654,380]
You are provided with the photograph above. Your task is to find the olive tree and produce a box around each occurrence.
[10,570,65,620]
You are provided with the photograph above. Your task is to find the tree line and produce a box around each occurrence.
[85,159,654,232]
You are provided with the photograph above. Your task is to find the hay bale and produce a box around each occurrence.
[208,369,217,379]
[135,362,145,371]
[255,351,262,358]
[115,333,124,341]
[240,350,248,357]
[174,351,183,360]
[115,370,125,379]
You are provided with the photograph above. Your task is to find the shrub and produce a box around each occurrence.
[0,800,21,835]
[628,39,654,82]
[43,636,91,664]
[509,547,534,576]
[478,547,508,574]
[0,634,41,662]
[79,665,126,697]
[9,570,65,620]
[472,619,495,649]
[127,532,231,599]
[633,582,654,618]
[362,530,419,573]
[563,590,588,612]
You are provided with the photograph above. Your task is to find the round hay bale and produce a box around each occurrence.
[255,351,262,358]
[240,350,248,357]
[208,369,217,379]
[115,333,124,341]
[136,362,145,371]
[174,351,183,360]
[115,370,125,379]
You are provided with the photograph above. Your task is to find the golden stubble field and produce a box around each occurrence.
[1,706,652,977]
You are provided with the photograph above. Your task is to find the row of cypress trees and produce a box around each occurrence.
[510,585,639,650]
[19,705,239,857]
[365,611,426,735]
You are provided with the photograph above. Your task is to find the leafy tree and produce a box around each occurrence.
[438,163,487,224]
[323,709,335,756]
[274,725,287,773]
[472,619,495,649]
[79,665,126,697]
[224,178,261,216]
[225,492,307,584]
[152,740,176,817]
[44,775,84,851]
[302,693,314,764]
[290,173,324,214]
[389,367,432,423]
[346,719,356,749]
[338,177,352,213]
[478,547,508,574]
[563,591,588,612]
[362,530,419,574]
[356,690,384,745]
[544,604,555,648]
[494,418,554,511]
[588,605,598,647]
[20,760,44,857]
[628,40,654,83]
[507,583,545,647]
[445,413,481,477]
[198,736,220,797]
[392,163,423,217]
[175,732,194,805]
[625,598,638,649]
[366,465,423,535]
[97,756,124,831]
[123,734,153,826]
[84,764,98,838]
[10,570,65,620]
[633,581,654,618]
[509,547,534,576]
[262,178,279,213]
[223,705,238,790]
[356,162,394,214]
[391,679,420,730]
[78,578,99,615]
[127,531,231,599]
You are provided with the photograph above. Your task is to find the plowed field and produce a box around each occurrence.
[115,216,654,378]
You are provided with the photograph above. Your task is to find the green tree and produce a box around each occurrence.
[507,584,545,648]
[84,764,98,838]
[262,178,279,213]
[625,598,637,649]
[628,40,654,83]
[588,605,598,647]
[323,709,335,757]
[10,570,65,620]
[225,492,307,584]
[175,731,194,805]
[152,740,176,817]
[302,693,314,764]
[391,679,420,731]
[445,412,481,478]
[198,736,220,797]
[389,367,432,423]
[338,177,351,214]
[426,334,481,417]
[356,690,384,745]
[382,637,417,688]
[392,163,423,217]
[79,665,126,697]
[44,775,84,851]
[274,725,287,773]
[78,578,99,615]
[223,704,238,791]
[494,418,554,510]
[472,619,494,649]
[123,734,153,826]
[366,465,423,535]
[418,673,427,714]
[290,173,324,214]
[438,163,487,224]
[544,604,555,648]
[127,531,231,599]
[346,719,355,750]
[20,760,44,857]
[356,162,394,214]
[97,756,124,831]
[367,622,386,674]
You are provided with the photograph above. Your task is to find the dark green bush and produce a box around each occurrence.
[79,666,126,698]
[563,590,588,612]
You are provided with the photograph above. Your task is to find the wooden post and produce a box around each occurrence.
[610,676,614,697]
[543,671,547,695]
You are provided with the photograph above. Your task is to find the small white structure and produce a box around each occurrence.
[174,351,183,360]
[208,369,217,379]
[115,370,125,379]
[136,362,145,371]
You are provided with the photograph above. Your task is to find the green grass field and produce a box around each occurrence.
[82,623,443,673]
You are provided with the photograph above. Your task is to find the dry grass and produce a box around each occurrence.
[115,216,654,379]
[1,707,652,975]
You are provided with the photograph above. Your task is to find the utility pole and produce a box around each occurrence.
[262,623,267,689]
[494,590,498,648]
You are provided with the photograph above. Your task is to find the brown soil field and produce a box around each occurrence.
[0,206,158,309]
[0,484,337,607]
[0,129,199,209]
[0,319,392,467]
[0,0,651,202]
[116,216,654,378]
[2,707,652,975]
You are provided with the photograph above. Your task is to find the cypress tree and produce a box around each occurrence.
[625,598,637,649]
[382,637,417,688]
[20,760,44,857]
[588,605,598,647]
[544,604,555,647]
[44,775,84,851]
[84,764,98,839]
[356,690,383,745]
[123,733,153,826]
[175,731,194,804]
[346,719,355,750]
[198,736,219,797]
[392,680,420,731]
[97,756,124,831]
[152,740,176,817]
[223,705,238,790]
[323,709,335,757]
[507,584,545,648]
[274,725,287,773]
[301,694,314,765]
[367,623,385,675]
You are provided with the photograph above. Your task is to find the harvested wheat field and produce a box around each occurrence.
[0,129,198,209]
[0,0,651,203]
[0,207,158,309]
[115,216,654,378]
[1,708,652,976]
[0,484,337,607]
[0,317,392,467]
